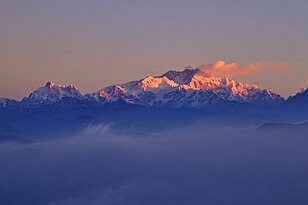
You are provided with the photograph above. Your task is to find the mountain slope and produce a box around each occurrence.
[0,98,18,108]
[287,87,308,104]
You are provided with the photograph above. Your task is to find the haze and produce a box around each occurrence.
[1,124,308,205]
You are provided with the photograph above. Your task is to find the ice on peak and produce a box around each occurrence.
[113,86,126,94]
[44,82,79,90]
[23,82,85,105]
[141,76,178,90]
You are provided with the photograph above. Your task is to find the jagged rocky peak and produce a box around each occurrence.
[161,67,199,84]
[45,81,55,88]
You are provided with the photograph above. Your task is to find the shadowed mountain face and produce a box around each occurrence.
[0,98,19,108]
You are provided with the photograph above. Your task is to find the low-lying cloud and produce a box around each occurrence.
[0,124,308,205]
[198,61,289,77]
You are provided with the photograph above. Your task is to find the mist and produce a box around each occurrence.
[1,124,308,205]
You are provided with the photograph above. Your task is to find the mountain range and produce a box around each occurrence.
[1,62,306,109]
[0,62,307,141]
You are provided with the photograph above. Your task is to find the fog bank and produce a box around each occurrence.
[0,124,308,205]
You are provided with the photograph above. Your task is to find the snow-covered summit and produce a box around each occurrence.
[22,81,86,106]
[88,65,283,107]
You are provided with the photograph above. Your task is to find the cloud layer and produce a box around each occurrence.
[198,61,289,77]
[0,124,308,205]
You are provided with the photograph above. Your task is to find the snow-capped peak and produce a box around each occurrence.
[88,65,283,107]
[160,65,260,96]
[22,81,85,105]
[44,81,79,91]
[140,76,178,91]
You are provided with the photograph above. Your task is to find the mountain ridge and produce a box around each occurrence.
[86,64,284,107]
[0,63,306,109]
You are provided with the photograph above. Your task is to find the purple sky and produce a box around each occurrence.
[1,0,308,99]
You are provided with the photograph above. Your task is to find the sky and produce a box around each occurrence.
[0,0,308,99]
